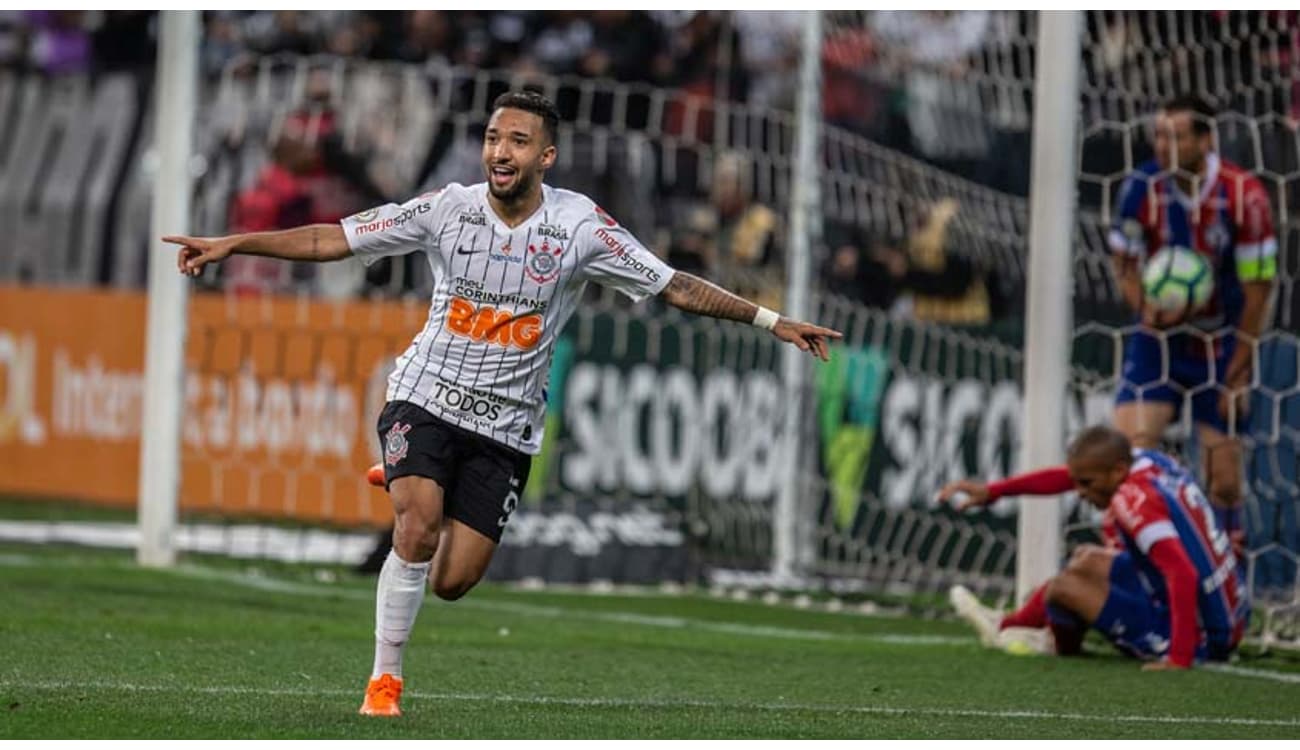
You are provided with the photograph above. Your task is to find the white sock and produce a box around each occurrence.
[372,549,431,679]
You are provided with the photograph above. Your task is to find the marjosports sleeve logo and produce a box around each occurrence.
[352,202,431,235]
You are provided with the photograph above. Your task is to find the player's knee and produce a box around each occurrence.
[431,576,478,601]
[1208,477,1241,508]
[1064,545,1111,580]
[1068,544,1102,566]
[391,511,441,561]
[1045,571,1085,612]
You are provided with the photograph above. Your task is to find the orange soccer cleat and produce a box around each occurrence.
[359,673,403,716]
[366,463,386,488]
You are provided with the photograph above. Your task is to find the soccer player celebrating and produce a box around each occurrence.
[937,425,1247,670]
[164,91,841,716]
[1108,94,1277,554]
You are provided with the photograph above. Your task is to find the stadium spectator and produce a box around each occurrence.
[900,198,992,325]
[732,10,801,110]
[705,151,783,307]
[89,10,155,72]
[666,206,718,277]
[869,10,992,176]
[937,425,1247,669]
[519,11,592,76]
[1107,94,1277,557]
[24,11,92,75]
[223,105,375,296]
[390,10,456,65]
[579,11,668,85]
[821,218,978,315]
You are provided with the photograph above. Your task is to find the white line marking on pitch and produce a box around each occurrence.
[3,679,1299,729]
[1204,664,1300,685]
[6,553,1300,686]
[11,555,971,648]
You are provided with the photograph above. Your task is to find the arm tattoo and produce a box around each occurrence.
[662,272,758,324]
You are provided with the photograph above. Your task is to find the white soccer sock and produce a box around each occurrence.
[372,549,431,679]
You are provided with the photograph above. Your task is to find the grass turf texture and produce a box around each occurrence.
[1,543,1298,739]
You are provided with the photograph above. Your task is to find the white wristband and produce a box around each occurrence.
[752,306,780,331]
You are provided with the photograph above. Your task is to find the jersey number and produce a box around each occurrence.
[1179,482,1231,557]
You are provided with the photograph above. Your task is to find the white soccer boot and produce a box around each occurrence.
[948,584,1003,649]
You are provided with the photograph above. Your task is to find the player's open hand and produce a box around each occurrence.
[1141,659,1189,672]
[771,318,842,362]
[162,234,238,277]
[935,479,991,511]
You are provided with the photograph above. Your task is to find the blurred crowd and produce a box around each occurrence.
[1,10,1292,329]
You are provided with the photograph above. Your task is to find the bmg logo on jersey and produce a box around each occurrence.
[448,297,542,350]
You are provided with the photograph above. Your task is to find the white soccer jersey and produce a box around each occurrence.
[342,182,674,455]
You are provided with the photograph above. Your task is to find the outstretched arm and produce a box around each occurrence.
[936,465,1074,511]
[163,224,351,278]
[659,271,842,361]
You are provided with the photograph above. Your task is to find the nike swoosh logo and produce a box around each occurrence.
[456,247,482,255]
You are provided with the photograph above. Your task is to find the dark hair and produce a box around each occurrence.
[1160,93,1216,137]
[1067,424,1133,466]
[492,90,560,145]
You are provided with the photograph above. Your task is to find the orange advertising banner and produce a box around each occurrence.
[0,286,426,525]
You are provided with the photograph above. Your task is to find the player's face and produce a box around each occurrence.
[1152,110,1209,175]
[1067,455,1130,509]
[482,108,556,203]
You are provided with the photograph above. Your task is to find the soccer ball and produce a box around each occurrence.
[1141,246,1214,314]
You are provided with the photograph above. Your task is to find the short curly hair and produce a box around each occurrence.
[492,90,559,145]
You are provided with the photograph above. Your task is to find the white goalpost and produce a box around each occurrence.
[138,10,200,567]
[1016,10,1082,602]
[773,9,823,585]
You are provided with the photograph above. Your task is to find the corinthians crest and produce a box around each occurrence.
[526,239,564,283]
[384,422,412,466]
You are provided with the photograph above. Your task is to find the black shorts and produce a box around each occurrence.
[376,400,531,544]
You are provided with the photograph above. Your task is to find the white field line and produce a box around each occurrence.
[6,553,1300,688]
[0,552,969,647]
[1203,664,1300,685]
[1,678,1298,729]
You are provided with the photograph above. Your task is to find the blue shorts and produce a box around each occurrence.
[1115,330,1244,434]
[1097,552,1234,662]
[1095,551,1175,660]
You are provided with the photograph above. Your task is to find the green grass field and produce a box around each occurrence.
[1,543,1298,739]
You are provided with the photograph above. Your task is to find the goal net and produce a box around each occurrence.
[809,10,1299,644]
